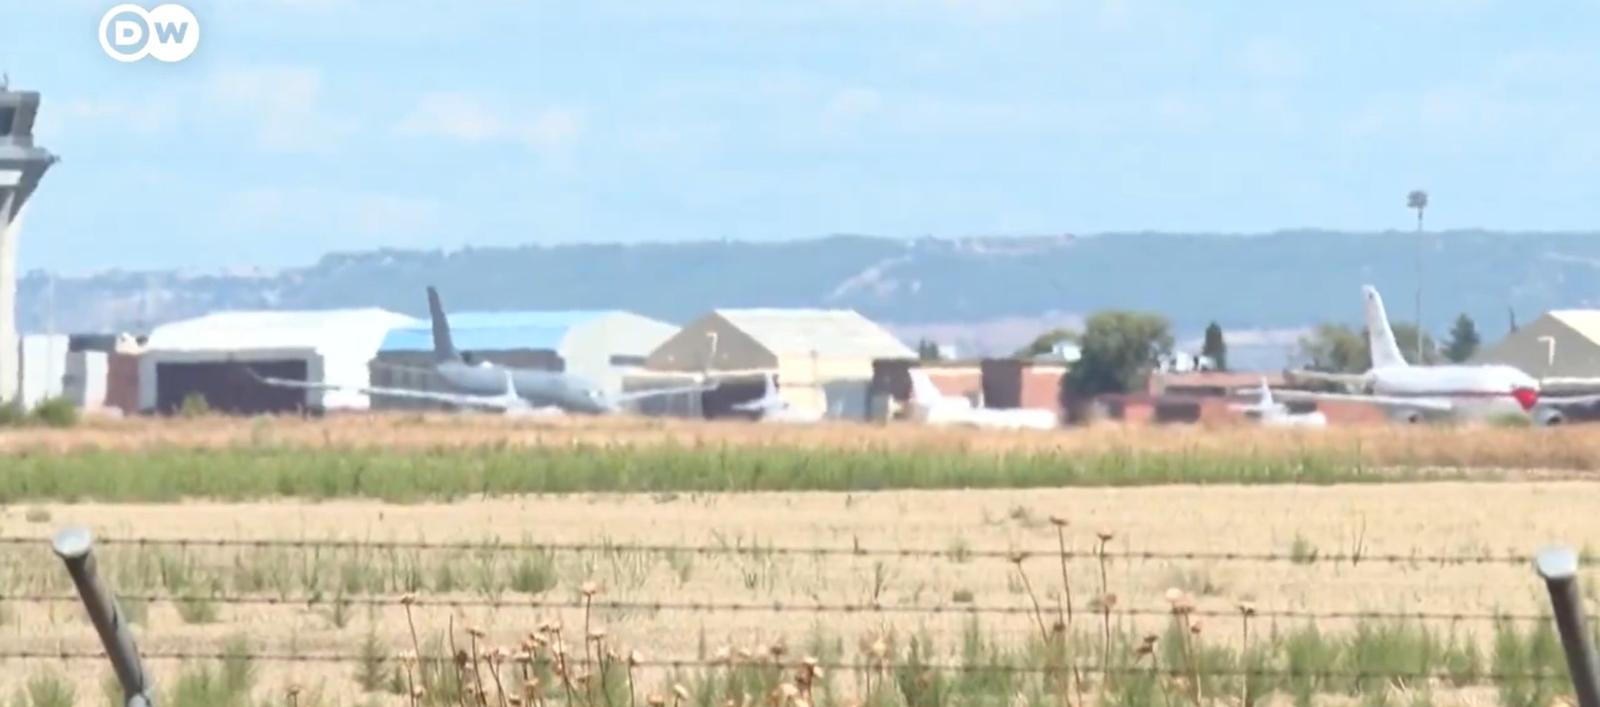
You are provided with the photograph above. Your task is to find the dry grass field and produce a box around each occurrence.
[2,413,1599,474]
[0,415,1593,706]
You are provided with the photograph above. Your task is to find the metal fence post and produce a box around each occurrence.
[52,527,154,707]
[1537,545,1600,707]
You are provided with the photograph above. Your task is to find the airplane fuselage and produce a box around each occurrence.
[1367,363,1540,421]
[437,360,614,414]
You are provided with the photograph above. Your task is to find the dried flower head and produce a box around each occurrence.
[1006,550,1028,564]
[1096,530,1114,542]
[869,638,889,659]
[647,694,668,707]
[1049,514,1068,527]
[581,581,601,597]
[1238,601,1258,616]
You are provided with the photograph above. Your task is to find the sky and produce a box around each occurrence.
[4,0,1599,273]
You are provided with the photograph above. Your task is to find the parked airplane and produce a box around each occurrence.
[1280,285,1575,425]
[904,369,1058,430]
[254,366,564,417]
[1229,378,1327,428]
[728,372,824,423]
[255,286,715,415]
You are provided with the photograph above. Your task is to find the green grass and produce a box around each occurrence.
[0,443,1423,502]
[0,615,1575,707]
[8,672,72,707]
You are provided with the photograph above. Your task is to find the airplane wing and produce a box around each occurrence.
[613,381,721,403]
[1538,392,1600,406]
[250,373,527,412]
[1271,388,1455,412]
[1283,369,1368,389]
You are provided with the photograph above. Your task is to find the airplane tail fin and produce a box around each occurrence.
[907,369,944,405]
[427,286,460,362]
[1258,377,1274,407]
[1362,285,1407,369]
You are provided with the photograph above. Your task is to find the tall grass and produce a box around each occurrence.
[0,443,1412,502]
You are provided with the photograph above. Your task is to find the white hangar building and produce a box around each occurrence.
[639,308,914,419]
[139,308,418,414]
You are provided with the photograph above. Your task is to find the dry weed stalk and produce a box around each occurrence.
[1008,551,1051,642]
[1164,588,1202,707]
[1050,515,1085,707]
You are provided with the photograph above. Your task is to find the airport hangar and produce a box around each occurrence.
[1474,309,1600,398]
[370,310,677,410]
[633,308,915,419]
[137,308,419,414]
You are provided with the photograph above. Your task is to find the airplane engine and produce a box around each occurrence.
[1534,407,1566,426]
[1394,409,1424,424]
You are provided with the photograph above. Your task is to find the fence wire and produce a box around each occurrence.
[0,592,1554,624]
[0,536,1551,567]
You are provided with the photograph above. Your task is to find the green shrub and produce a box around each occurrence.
[0,400,27,427]
[28,397,77,428]
[19,672,73,707]
[179,393,212,418]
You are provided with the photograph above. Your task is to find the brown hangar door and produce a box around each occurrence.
[155,359,310,415]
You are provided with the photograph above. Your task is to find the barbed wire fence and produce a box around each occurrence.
[5,531,1599,703]
[0,535,1563,566]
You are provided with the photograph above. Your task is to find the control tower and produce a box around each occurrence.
[0,86,58,402]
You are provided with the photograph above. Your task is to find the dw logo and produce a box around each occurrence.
[99,3,201,63]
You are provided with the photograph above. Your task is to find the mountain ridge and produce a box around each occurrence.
[19,230,1600,356]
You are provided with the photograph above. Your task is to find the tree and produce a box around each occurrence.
[1016,327,1079,358]
[1201,321,1227,371]
[1297,323,1369,373]
[1388,322,1438,364]
[916,338,942,361]
[1060,311,1173,398]
[1297,321,1437,372]
[1444,313,1480,363]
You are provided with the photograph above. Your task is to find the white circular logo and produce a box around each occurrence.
[99,3,200,63]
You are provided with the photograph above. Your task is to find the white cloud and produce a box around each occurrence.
[37,97,180,142]
[222,187,443,243]
[396,92,585,153]
[1241,39,1307,81]
[820,87,884,128]
[205,66,354,153]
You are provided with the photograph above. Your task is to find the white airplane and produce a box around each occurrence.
[253,367,565,417]
[905,369,1058,430]
[728,372,824,423]
[1229,378,1327,428]
[1279,285,1574,425]
[254,286,715,415]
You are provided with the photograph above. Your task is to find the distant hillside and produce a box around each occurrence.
[20,231,1600,357]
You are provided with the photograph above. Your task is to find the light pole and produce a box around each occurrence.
[1407,190,1429,362]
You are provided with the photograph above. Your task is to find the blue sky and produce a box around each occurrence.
[4,0,1598,273]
